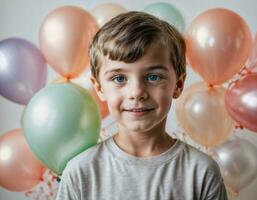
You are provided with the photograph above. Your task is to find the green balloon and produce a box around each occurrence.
[22,82,101,175]
[143,2,185,33]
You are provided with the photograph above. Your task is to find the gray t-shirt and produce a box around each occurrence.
[56,137,227,200]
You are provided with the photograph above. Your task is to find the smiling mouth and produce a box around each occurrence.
[124,108,155,112]
[123,108,155,116]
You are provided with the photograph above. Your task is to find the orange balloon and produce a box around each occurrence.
[39,6,99,79]
[0,129,45,191]
[186,8,252,85]
[176,82,234,147]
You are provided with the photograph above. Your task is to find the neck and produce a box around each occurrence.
[113,120,176,157]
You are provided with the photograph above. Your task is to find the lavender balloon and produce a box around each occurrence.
[0,38,47,105]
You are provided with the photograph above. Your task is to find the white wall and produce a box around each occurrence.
[0,0,257,199]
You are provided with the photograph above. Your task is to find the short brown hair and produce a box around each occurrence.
[89,11,186,81]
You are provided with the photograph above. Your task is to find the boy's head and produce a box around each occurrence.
[89,11,186,84]
[89,11,186,133]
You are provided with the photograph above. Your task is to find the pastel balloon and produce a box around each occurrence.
[246,33,257,72]
[0,129,45,191]
[176,82,234,147]
[0,38,47,105]
[91,3,127,27]
[39,6,99,79]
[143,2,185,33]
[186,8,252,85]
[22,82,101,175]
[212,136,257,195]
[225,73,257,132]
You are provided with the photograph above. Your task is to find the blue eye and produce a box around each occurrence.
[112,75,126,84]
[147,74,161,82]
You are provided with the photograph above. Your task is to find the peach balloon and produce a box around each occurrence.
[186,8,252,85]
[176,82,234,147]
[39,6,99,79]
[0,129,45,191]
[91,3,127,27]
[246,33,257,72]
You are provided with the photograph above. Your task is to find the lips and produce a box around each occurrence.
[124,108,155,112]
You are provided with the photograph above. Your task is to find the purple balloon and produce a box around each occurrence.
[0,38,47,105]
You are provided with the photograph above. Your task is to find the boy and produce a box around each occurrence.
[56,11,227,200]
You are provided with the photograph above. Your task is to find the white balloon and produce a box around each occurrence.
[212,136,257,195]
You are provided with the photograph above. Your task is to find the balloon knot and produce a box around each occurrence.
[235,124,244,129]
[208,84,214,88]
[56,176,61,183]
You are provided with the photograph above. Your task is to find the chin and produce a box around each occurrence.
[124,123,155,133]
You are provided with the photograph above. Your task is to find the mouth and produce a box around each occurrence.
[124,108,155,112]
[123,107,155,116]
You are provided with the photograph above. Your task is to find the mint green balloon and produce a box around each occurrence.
[143,2,185,33]
[22,83,101,175]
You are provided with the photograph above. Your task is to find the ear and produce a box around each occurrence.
[90,76,106,101]
[173,73,186,99]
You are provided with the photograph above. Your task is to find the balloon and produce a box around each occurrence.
[225,73,257,132]
[22,82,101,175]
[186,8,252,85]
[143,2,185,33]
[176,82,234,147]
[212,136,257,195]
[0,129,45,191]
[39,6,99,79]
[91,3,127,27]
[0,38,47,105]
[246,33,257,72]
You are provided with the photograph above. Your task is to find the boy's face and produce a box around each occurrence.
[91,43,185,133]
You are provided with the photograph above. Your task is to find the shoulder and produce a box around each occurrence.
[62,137,111,174]
[179,141,222,176]
[178,141,226,198]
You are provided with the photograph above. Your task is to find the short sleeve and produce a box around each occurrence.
[55,171,79,200]
[202,161,228,200]
[206,179,228,200]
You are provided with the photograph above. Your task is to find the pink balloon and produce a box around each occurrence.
[186,8,252,85]
[0,129,45,191]
[225,73,257,132]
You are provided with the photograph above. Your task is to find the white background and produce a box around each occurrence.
[0,0,257,199]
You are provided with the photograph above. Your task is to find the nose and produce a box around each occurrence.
[127,79,148,101]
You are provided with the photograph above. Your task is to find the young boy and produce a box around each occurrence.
[56,11,227,200]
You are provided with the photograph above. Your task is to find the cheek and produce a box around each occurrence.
[153,86,174,108]
[104,88,122,111]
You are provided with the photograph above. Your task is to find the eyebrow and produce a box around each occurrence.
[147,65,169,71]
[104,65,169,76]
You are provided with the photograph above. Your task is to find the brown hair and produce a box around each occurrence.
[89,11,186,81]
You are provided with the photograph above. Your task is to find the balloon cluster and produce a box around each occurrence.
[0,4,114,194]
[0,2,186,194]
[176,8,257,195]
[0,1,256,198]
